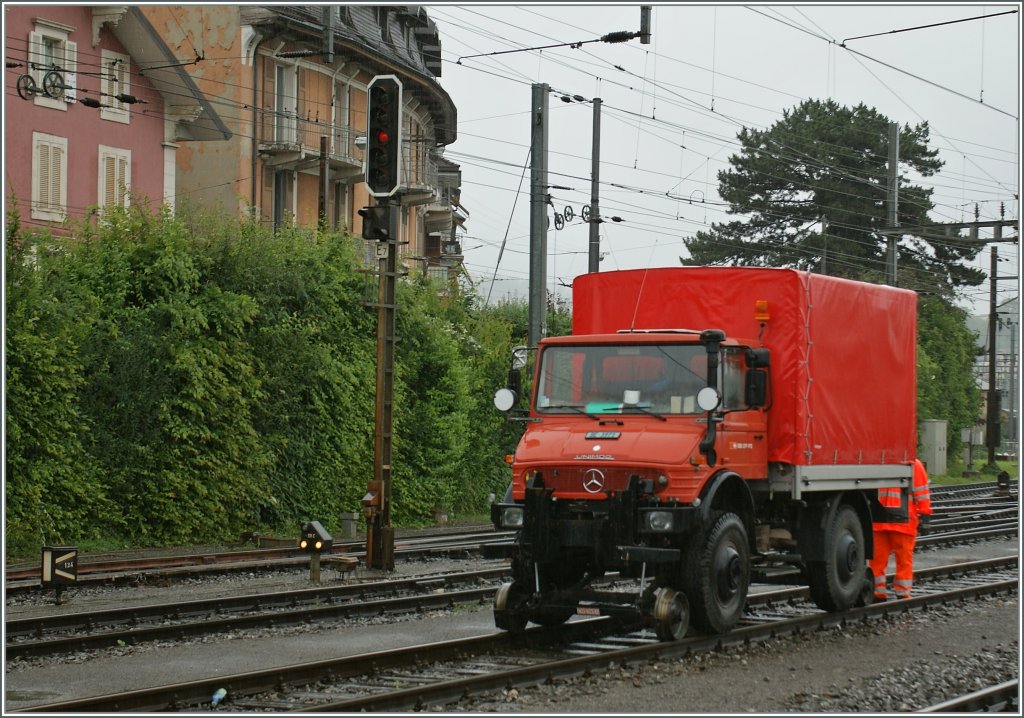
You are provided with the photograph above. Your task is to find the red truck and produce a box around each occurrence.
[489,267,918,639]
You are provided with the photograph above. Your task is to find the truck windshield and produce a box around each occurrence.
[535,344,709,415]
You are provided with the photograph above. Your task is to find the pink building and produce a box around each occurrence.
[3,6,228,230]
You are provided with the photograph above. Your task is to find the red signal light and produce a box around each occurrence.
[376,130,390,145]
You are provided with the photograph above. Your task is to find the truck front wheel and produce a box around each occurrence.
[683,511,750,634]
[806,503,866,612]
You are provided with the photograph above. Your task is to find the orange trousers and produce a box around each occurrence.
[869,530,916,599]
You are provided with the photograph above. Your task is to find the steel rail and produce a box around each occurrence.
[918,678,1019,712]
[5,532,513,597]
[4,569,627,658]
[5,530,511,580]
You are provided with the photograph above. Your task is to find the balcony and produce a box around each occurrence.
[258,109,364,177]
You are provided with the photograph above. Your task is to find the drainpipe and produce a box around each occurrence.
[250,32,264,215]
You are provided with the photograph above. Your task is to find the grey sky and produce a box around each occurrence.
[426,3,1020,317]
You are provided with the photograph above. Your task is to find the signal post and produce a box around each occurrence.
[359,75,403,570]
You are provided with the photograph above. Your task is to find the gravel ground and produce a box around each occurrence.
[457,596,1018,713]
[4,535,1019,713]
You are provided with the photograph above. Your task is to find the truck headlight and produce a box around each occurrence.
[645,510,674,532]
[501,506,524,528]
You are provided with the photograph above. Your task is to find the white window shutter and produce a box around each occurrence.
[28,31,43,84]
[50,143,64,210]
[64,41,77,103]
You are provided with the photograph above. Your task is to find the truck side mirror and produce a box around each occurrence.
[494,387,518,412]
[696,386,720,412]
[745,370,768,408]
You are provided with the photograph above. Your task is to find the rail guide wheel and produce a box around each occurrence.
[493,581,528,633]
[651,587,689,641]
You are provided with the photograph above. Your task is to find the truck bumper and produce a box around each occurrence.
[491,487,698,568]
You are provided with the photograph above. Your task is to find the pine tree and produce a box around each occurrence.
[682,99,984,297]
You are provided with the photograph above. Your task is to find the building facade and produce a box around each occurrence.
[138,5,465,276]
[3,6,229,228]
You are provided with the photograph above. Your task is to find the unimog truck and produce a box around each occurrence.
[489,267,918,639]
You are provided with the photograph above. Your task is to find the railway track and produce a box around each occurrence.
[4,529,513,597]
[6,518,1017,660]
[5,480,1016,599]
[5,566,510,659]
[10,556,1016,713]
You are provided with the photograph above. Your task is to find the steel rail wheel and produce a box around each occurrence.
[652,586,690,641]
[493,581,528,633]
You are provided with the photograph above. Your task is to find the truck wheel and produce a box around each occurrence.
[494,582,528,633]
[652,587,690,641]
[683,512,750,634]
[807,503,866,612]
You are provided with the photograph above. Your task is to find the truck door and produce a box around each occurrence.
[718,347,768,478]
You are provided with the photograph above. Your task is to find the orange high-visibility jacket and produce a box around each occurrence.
[874,459,933,535]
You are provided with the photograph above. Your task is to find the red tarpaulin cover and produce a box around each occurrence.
[572,267,918,466]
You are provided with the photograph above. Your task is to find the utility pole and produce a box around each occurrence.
[1009,318,1017,448]
[885,122,899,286]
[588,98,602,273]
[529,83,550,348]
[985,237,1001,471]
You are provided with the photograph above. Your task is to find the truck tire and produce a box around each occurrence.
[806,503,866,612]
[682,511,750,634]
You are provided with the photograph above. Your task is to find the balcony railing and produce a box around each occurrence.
[261,109,364,168]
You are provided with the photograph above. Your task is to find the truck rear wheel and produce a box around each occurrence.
[807,503,866,612]
[683,511,750,634]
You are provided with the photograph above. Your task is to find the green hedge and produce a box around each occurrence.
[5,206,538,558]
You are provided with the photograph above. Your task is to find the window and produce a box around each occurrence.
[274,63,297,143]
[721,348,749,410]
[100,50,129,123]
[32,132,68,221]
[98,145,131,210]
[333,80,350,157]
[28,20,76,110]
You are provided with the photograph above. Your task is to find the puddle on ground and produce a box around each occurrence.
[5,690,63,701]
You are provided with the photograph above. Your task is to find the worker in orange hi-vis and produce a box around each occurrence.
[869,459,933,601]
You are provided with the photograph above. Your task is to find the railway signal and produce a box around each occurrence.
[364,75,403,197]
[299,520,333,553]
[41,545,77,604]
[299,521,333,583]
[358,205,389,241]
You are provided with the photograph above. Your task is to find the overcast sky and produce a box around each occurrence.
[424,3,1020,318]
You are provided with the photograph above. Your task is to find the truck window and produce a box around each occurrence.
[721,348,748,410]
[535,344,708,414]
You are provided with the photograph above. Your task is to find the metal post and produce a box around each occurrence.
[588,98,602,274]
[820,214,828,275]
[318,135,329,231]
[1009,319,1017,447]
[368,200,397,570]
[886,122,899,286]
[985,241,1000,470]
[529,83,549,349]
